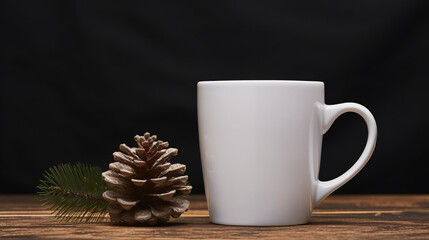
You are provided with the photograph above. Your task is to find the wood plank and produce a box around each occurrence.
[0,195,428,239]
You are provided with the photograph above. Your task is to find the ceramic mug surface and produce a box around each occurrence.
[197,80,377,226]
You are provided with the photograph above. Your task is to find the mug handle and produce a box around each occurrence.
[312,103,377,206]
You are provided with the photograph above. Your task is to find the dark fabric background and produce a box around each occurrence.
[1,1,428,194]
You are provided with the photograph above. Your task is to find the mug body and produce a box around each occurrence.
[198,80,324,226]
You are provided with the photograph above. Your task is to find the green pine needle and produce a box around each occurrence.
[37,162,110,223]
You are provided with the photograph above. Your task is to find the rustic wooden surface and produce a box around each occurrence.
[0,195,428,239]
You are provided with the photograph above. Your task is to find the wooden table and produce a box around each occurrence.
[0,195,428,239]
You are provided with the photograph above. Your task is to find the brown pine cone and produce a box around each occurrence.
[102,132,192,225]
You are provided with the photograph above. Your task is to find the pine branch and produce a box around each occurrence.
[37,162,110,223]
[49,186,105,200]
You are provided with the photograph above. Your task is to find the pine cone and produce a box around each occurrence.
[102,132,192,225]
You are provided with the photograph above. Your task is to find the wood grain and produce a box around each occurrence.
[0,195,428,239]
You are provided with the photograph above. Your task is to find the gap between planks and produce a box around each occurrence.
[0,210,407,218]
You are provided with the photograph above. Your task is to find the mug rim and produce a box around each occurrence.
[198,80,323,85]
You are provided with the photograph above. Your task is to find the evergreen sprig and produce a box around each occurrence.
[37,162,110,223]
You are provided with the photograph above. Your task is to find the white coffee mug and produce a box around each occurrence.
[197,80,377,226]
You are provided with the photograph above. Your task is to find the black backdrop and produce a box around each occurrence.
[1,1,428,194]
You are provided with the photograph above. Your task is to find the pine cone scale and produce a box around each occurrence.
[102,171,133,188]
[176,186,192,195]
[135,209,152,222]
[133,160,146,168]
[149,176,167,185]
[119,144,139,159]
[113,152,134,164]
[117,198,139,210]
[146,189,176,201]
[131,179,147,186]
[102,190,120,202]
[152,149,178,168]
[134,149,146,159]
[109,162,133,173]
[159,164,186,177]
